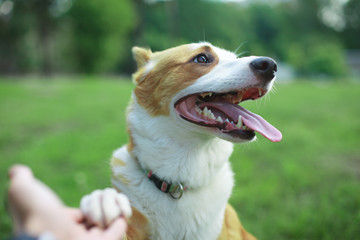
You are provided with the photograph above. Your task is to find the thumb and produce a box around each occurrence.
[103,218,128,240]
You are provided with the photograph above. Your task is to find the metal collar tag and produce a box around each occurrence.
[169,183,184,199]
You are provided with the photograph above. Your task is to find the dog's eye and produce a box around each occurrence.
[193,54,209,64]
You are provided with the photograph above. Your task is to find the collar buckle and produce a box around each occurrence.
[146,170,186,200]
[169,183,184,199]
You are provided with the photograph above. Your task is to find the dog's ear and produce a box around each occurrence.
[132,46,152,69]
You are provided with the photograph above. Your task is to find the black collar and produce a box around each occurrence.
[145,169,186,199]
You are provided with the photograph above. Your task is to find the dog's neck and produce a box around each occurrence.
[127,96,234,189]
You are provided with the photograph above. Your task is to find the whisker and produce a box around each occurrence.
[236,51,249,57]
[234,41,248,56]
[271,85,278,94]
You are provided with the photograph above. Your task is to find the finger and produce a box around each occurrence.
[8,165,37,220]
[103,218,127,240]
[9,170,64,212]
[8,164,33,180]
[8,165,67,235]
[65,207,84,223]
[8,165,66,226]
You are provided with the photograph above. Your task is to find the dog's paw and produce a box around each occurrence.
[80,188,132,229]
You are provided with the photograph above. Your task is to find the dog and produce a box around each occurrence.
[80,42,282,240]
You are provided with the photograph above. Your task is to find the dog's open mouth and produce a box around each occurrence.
[175,87,282,142]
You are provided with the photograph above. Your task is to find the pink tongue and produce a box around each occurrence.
[238,106,282,142]
[204,102,282,142]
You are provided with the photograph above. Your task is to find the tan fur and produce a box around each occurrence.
[132,47,152,69]
[111,156,126,166]
[133,44,219,116]
[218,205,257,240]
[111,157,130,186]
[126,127,135,153]
[125,207,151,240]
[110,175,149,239]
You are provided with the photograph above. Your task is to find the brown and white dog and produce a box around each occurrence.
[80,42,282,240]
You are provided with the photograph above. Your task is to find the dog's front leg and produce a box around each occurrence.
[80,188,132,229]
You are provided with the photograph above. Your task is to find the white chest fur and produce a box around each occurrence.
[110,98,236,239]
[111,144,235,240]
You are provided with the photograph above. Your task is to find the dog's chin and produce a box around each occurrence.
[216,129,256,143]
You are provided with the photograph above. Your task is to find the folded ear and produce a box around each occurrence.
[132,46,152,69]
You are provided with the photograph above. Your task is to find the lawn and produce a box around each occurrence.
[0,77,359,239]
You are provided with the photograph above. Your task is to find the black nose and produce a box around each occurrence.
[250,57,277,82]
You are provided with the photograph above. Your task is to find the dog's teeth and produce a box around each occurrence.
[202,107,215,120]
[203,107,209,115]
[226,95,233,102]
[209,112,216,120]
[236,115,242,128]
[225,118,230,123]
[195,106,202,114]
[241,125,251,130]
[200,92,213,98]
[239,92,243,102]
[258,88,263,97]
[203,107,209,117]
[216,116,223,123]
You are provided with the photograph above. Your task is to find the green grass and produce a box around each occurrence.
[1,77,359,239]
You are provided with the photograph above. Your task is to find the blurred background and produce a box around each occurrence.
[1,0,360,239]
[0,0,359,77]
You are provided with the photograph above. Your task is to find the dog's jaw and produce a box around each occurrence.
[127,95,234,188]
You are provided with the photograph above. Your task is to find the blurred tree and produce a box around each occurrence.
[341,0,360,49]
[68,0,136,73]
[178,0,242,49]
[286,35,348,76]
[0,0,59,75]
[139,2,176,50]
[132,0,146,46]
[0,0,353,77]
[31,0,57,75]
[0,0,29,74]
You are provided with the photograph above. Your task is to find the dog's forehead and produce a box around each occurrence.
[191,43,237,60]
[151,42,236,62]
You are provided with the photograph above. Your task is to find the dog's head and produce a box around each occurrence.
[131,42,282,143]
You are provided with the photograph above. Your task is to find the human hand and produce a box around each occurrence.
[7,165,127,240]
